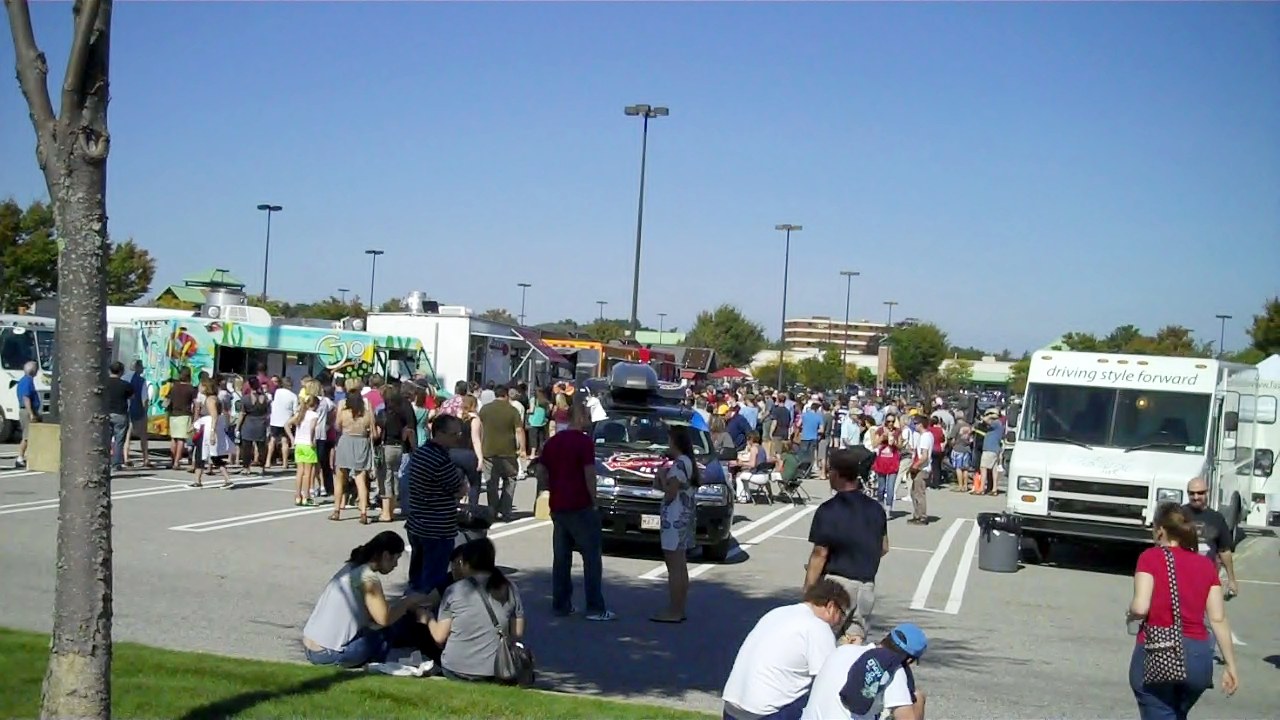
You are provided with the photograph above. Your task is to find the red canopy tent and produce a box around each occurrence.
[709,367,749,380]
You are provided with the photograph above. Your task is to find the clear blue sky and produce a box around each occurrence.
[3,1,1277,354]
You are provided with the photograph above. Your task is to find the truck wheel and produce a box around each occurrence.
[702,537,733,563]
[1022,536,1051,564]
[0,418,16,444]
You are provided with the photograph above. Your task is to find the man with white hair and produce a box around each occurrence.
[14,360,41,468]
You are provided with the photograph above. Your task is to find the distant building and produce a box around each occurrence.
[633,329,686,345]
[782,316,918,355]
[154,269,245,308]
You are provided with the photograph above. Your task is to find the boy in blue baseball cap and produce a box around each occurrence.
[801,622,928,720]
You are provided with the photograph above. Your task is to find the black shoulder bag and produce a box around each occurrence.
[468,578,535,687]
[1142,547,1189,685]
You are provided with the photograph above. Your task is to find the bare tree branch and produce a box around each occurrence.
[5,0,58,170]
[61,0,102,121]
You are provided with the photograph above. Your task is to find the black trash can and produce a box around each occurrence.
[977,512,1021,573]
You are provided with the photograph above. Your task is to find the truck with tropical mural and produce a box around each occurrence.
[127,317,437,435]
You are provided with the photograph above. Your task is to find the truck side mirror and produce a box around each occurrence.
[1223,411,1239,433]
[1255,449,1275,479]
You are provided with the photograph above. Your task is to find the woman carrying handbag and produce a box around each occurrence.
[1128,503,1239,720]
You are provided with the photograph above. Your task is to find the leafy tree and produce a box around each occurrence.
[948,346,988,361]
[1058,324,1211,358]
[478,307,517,324]
[1058,332,1102,352]
[1228,347,1266,365]
[7,0,116,715]
[888,323,948,387]
[754,359,801,388]
[795,347,845,390]
[852,366,877,387]
[378,298,404,313]
[153,293,198,311]
[584,319,629,343]
[299,295,365,320]
[685,304,767,368]
[1102,324,1143,352]
[1247,297,1280,357]
[938,358,974,389]
[248,297,294,318]
[105,238,155,304]
[1009,354,1031,393]
[0,198,57,311]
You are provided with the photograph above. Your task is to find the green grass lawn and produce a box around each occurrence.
[0,628,711,719]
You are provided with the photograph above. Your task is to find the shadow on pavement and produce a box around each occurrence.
[174,671,360,720]
[1036,539,1143,577]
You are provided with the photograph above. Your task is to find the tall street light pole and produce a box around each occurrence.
[624,103,669,334]
[256,203,283,300]
[365,250,385,311]
[658,312,667,343]
[839,270,860,377]
[517,282,532,326]
[338,288,350,305]
[775,224,802,390]
[884,300,899,329]
[1215,314,1232,358]
[596,300,608,322]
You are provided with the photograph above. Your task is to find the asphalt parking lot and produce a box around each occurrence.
[2,445,1278,718]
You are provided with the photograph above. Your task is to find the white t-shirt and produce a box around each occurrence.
[270,387,298,427]
[587,396,608,423]
[295,409,319,447]
[802,643,914,720]
[722,603,837,716]
[197,415,232,458]
[913,428,934,462]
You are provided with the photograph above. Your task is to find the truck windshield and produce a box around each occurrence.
[1,327,54,373]
[594,414,713,455]
[1019,383,1211,453]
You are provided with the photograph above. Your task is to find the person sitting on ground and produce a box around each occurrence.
[421,538,526,682]
[721,579,851,720]
[301,531,433,668]
[802,622,929,720]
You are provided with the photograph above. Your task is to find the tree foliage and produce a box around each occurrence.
[938,358,974,389]
[583,319,630,344]
[1,198,155,308]
[754,358,801,388]
[1055,324,1212,357]
[684,304,767,368]
[888,323,949,387]
[242,295,365,320]
[948,346,988,361]
[1247,297,1280,357]
[852,366,877,387]
[1009,354,1031,394]
[478,307,517,324]
[378,298,404,313]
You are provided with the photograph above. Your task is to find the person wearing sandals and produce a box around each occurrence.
[651,425,699,624]
[190,398,234,489]
[333,378,375,524]
[290,394,320,506]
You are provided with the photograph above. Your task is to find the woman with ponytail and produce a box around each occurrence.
[421,538,526,682]
[301,531,431,668]
[1128,503,1239,719]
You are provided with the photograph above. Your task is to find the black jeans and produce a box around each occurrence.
[316,438,335,495]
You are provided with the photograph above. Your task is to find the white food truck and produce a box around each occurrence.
[0,314,55,442]
[1006,350,1258,557]
[1232,354,1278,527]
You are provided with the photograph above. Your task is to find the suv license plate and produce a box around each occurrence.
[641,514,661,530]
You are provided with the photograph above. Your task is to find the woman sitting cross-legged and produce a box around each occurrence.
[301,531,437,668]
[421,538,526,682]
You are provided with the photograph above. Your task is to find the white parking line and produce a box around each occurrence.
[944,522,981,614]
[489,520,551,540]
[0,471,42,480]
[0,485,193,515]
[638,507,792,580]
[171,506,333,532]
[910,518,966,613]
[1237,579,1280,586]
[640,506,812,581]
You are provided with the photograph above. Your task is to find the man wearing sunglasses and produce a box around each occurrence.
[1182,477,1239,598]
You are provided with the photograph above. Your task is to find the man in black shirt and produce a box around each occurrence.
[804,446,888,641]
[1183,476,1238,596]
[404,414,470,596]
[105,361,133,471]
[768,393,792,458]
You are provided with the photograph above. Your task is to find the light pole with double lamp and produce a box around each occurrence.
[517,282,532,326]
[256,203,282,299]
[658,312,668,343]
[884,300,899,329]
[338,288,350,305]
[1215,314,1232,358]
[624,103,669,333]
[775,224,802,390]
[365,250,385,311]
[596,300,608,322]
[839,270,860,375]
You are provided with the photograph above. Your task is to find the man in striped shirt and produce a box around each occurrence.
[405,413,470,595]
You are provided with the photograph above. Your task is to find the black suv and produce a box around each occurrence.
[585,367,735,561]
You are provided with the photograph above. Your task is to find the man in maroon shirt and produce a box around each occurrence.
[542,404,615,621]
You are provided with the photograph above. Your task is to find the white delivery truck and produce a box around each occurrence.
[0,314,56,442]
[1007,350,1257,558]
[1233,354,1278,527]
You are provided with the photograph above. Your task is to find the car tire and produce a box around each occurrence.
[702,537,733,563]
[0,418,16,444]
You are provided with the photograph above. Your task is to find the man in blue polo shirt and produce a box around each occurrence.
[15,360,42,468]
[800,402,823,467]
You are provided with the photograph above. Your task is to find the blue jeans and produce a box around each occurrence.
[1130,637,1214,720]
[305,628,391,668]
[409,534,456,596]
[552,507,606,614]
[110,413,128,467]
[724,693,808,720]
[875,472,897,512]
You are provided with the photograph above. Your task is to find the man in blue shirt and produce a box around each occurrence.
[15,360,42,468]
[799,402,823,467]
[726,407,753,450]
[979,410,1004,496]
[126,359,150,467]
[738,394,760,434]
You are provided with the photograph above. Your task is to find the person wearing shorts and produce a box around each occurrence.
[165,368,197,470]
[291,395,320,506]
[191,405,233,489]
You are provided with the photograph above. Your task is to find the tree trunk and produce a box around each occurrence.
[5,0,116,716]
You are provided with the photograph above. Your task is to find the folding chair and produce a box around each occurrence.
[738,461,777,504]
[778,459,813,504]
